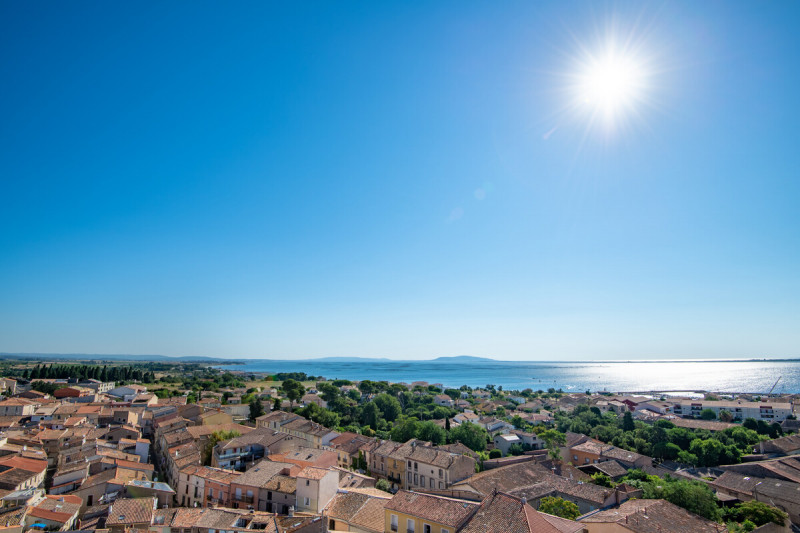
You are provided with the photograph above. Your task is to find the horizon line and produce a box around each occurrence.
[1,351,798,364]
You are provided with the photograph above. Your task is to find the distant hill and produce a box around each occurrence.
[296,357,394,363]
[431,355,499,363]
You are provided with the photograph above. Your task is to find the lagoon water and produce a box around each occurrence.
[221,359,800,394]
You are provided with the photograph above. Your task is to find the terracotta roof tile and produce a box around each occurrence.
[106,497,156,526]
[460,491,582,533]
[582,499,726,533]
[385,491,478,528]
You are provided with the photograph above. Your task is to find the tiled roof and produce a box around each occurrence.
[0,455,47,473]
[601,446,646,464]
[582,499,726,533]
[753,476,800,503]
[297,466,332,481]
[329,432,372,454]
[325,491,390,533]
[586,460,628,479]
[255,410,301,425]
[106,497,156,526]
[460,491,583,533]
[218,428,288,450]
[0,506,26,527]
[235,460,292,488]
[710,471,761,497]
[405,443,475,470]
[385,491,478,528]
[269,447,337,467]
[167,508,206,528]
[453,461,553,495]
[263,474,296,493]
[761,434,800,455]
[27,507,76,524]
[281,417,335,438]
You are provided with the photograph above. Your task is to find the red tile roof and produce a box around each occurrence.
[385,491,478,528]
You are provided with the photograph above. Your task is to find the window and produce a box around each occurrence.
[414,473,418,484]
[439,469,443,478]
[306,479,310,486]
[430,478,434,488]
[414,462,418,471]
[408,472,412,483]
[439,482,443,489]
[407,519,415,533]
[390,514,398,532]
[442,529,449,533]
[420,475,425,487]
[573,455,578,461]
[424,525,432,533]
[208,488,214,498]
[304,497,310,506]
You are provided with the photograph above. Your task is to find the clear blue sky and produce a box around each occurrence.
[1,1,798,360]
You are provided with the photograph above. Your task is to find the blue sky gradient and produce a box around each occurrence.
[1,1,798,360]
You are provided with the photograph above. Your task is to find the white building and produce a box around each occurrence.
[671,400,793,421]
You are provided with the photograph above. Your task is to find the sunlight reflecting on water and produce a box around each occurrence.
[224,359,800,393]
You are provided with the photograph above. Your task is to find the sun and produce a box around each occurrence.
[578,49,646,124]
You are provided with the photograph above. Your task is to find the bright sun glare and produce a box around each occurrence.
[581,53,644,117]
[559,31,656,138]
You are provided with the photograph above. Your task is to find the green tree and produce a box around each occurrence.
[272,396,282,411]
[361,402,383,430]
[718,409,734,422]
[450,422,488,452]
[282,379,306,411]
[621,412,635,431]
[391,416,420,442]
[488,449,502,459]
[538,496,580,520]
[249,398,265,422]
[538,429,566,462]
[30,381,61,395]
[318,383,340,403]
[631,475,721,521]
[375,479,392,493]
[373,394,402,422]
[508,443,525,456]
[417,421,446,445]
[726,500,787,527]
[591,472,613,487]
[203,430,241,465]
[699,408,717,420]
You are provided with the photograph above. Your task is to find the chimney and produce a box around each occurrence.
[520,497,527,507]
[288,506,295,517]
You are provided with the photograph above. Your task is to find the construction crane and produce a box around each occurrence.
[767,376,781,396]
